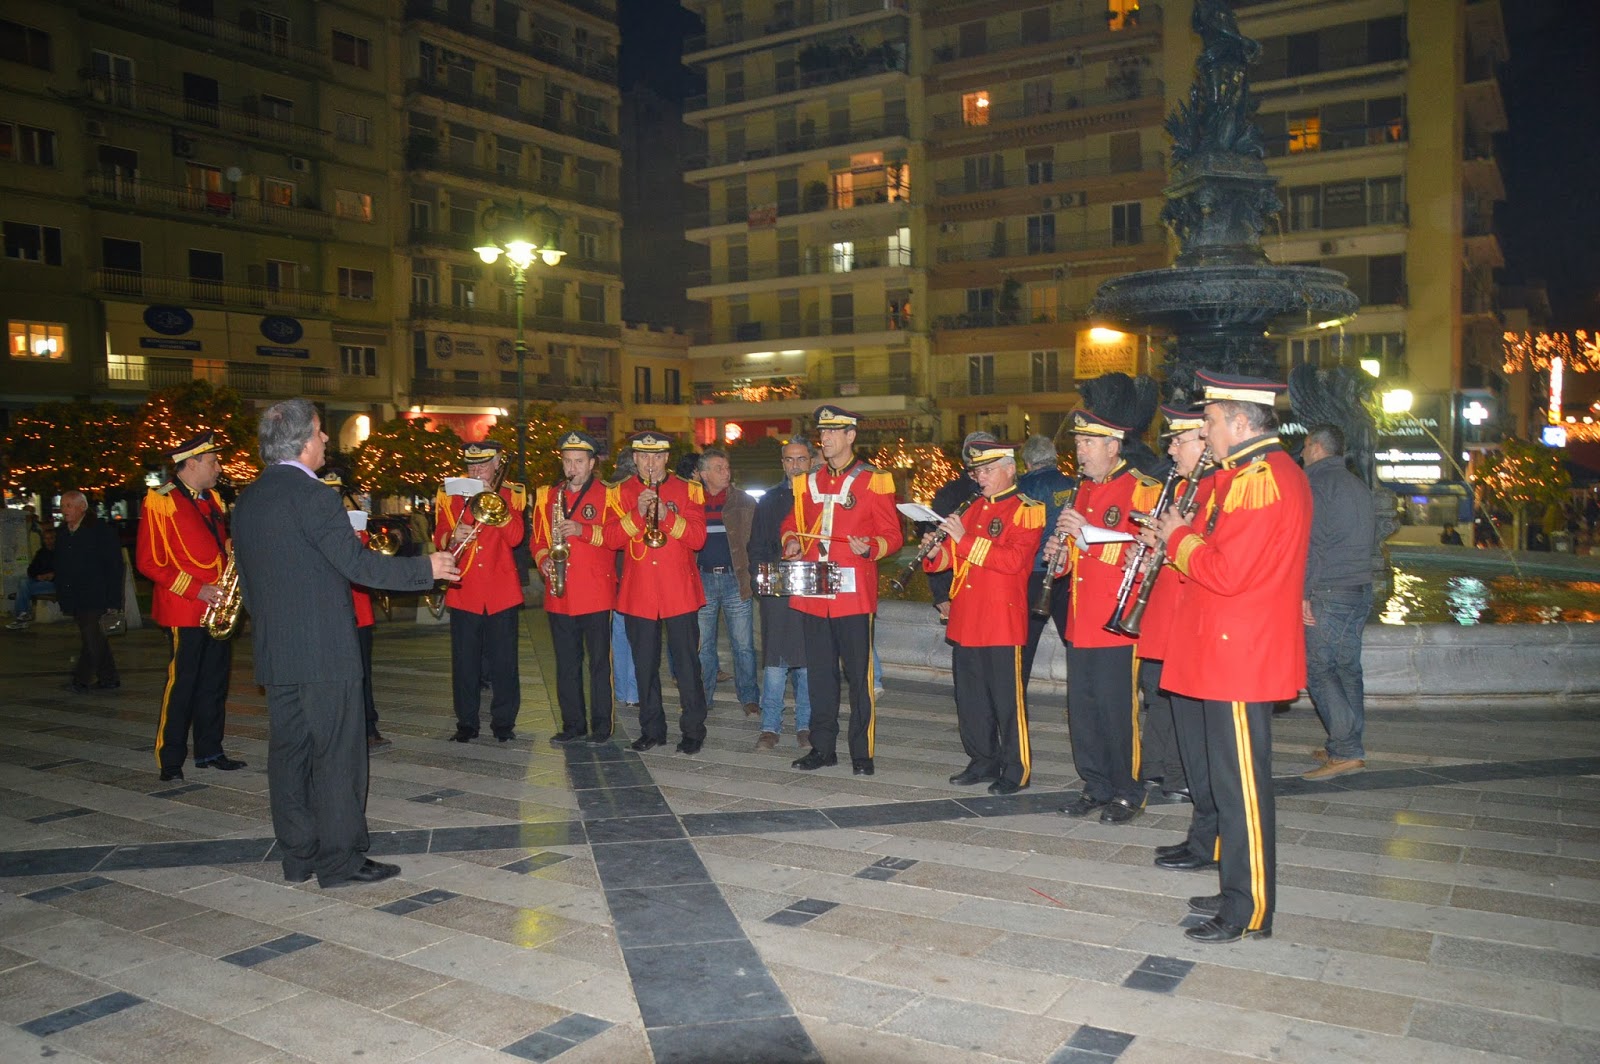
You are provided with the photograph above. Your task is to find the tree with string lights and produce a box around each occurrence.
[483,405,569,486]
[871,439,960,504]
[132,381,261,484]
[1,403,141,503]
[352,416,464,498]
[1473,437,1571,551]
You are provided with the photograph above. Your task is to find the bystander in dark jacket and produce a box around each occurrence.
[53,492,124,691]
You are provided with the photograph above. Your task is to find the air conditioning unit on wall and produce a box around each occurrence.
[172,133,196,158]
[1320,240,1339,255]
[86,119,108,138]
[289,155,311,173]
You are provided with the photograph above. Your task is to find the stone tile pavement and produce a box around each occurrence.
[1,613,1598,1063]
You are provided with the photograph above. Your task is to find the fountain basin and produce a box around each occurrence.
[1091,263,1361,333]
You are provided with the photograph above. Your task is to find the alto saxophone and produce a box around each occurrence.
[202,545,244,639]
[548,484,569,597]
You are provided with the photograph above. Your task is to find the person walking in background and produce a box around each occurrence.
[6,526,56,630]
[695,448,760,717]
[1016,433,1076,687]
[53,491,124,695]
[748,439,814,749]
[1300,424,1376,781]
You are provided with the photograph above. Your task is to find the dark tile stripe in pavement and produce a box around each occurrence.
[18,990,145,1038]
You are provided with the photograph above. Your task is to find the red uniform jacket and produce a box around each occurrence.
[925,487,1043,646]
[433,482,527,615]
[530,477,624,616]
[779,461,902,618]
[1133,469,1216,663]
[137,482,228,628]
[352,528,375,628]
[1161,437,1311,702]
[1062,462,1163,649]
[610,475,706,619]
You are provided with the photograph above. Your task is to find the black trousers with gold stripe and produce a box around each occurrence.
[1203,699,1275,932]
[1169,692,1218,860]
[952,644,1031,786]
[1064,643,1142,805]
[155,625,233,772]
[800,612,874,762]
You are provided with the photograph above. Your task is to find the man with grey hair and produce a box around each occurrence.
[695,447,759,714]
[52,490,124,694]
[1016,433,1076,687]
[232,398,460,888]
[747,438,815,749]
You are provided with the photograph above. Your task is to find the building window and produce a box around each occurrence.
[829,241,854,273]
[1031,350,1060,392]
[0,19,52,70]
[1287,111,1321,154]
[258,94,293,123]
[254,12,290,54]
[2,123,57,166]
[106,352,146,381]
[263,178,295,207]
[1111,202,1142,245]
[1026,214,1055,255]
[1022,79,1052,116]
[1026,147,1054,185]
[3,221,62,265]
[331,30,371,70]
[578,283,605,323]
[337,267,375,300]
[334,111,370,144]
[968,354,995,395]
[8,320,67,360]
[334,189,374,222]
[340,344,377,376]
[264,259,297,291]
[102,237,141,273]
[664,368,681,403]
[1285,185,1320,231]
[1106,0,1142,32]
[961,91,990,127]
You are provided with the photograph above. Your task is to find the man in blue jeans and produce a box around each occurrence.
[1299,424,1376,781]
[7,527,56,629]
[748,440,814,748]
[695,448,760,716]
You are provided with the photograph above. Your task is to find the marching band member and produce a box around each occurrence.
[610,430,709,754]
[320,469,389,752]
[922,438,1044,795]
[434,440,526,743]
[531,431,623,745]
[1147,370,1311,943]
[137,431,245,782]
[781,405,903,776]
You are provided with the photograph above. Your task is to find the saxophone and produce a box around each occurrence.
[548,483,569,597]
[202,545,244,639]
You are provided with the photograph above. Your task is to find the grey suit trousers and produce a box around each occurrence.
[267,676,369,884]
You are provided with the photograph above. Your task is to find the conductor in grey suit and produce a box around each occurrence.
[232,398,460,887]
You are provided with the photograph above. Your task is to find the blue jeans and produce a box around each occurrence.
[760,666,811,735]
[697,570,758,705]
[611,610,638,704]
[1305,586,1372,760]
[14,578,54,616]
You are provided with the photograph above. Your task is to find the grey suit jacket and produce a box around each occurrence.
[232,463,434,686]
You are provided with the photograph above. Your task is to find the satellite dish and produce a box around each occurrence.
[224,166,243,183]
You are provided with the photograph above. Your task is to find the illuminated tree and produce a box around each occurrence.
[353,417,463,498]
[132,380,261,483]
[1,402,140,499]
[1473,437,1571,550]
[872,439,960,503]
[1502,331,1600,374]
[484,405,569,486]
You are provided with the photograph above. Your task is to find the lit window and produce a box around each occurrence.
[335,188,374,222]
[8,320,67,360]
[1106,1,1143,32]
[1288,113,1321,154]
[263,179,295,207]
[337,267,375,300]
[962,91,990,127]
[830,241,854,273]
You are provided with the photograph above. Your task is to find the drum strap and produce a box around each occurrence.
[806,467,864,563]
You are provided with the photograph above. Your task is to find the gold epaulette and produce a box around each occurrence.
[1014,499,1045,529]
[507,482,527,510]
[868,470,895,494]
[1223,461,1280,513]
[1130,470,1164,508]
[683,478,705,504]
[145,485,177,518]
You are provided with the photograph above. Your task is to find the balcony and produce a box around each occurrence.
[95,268,331,314]
[685,183,910,230]
[936,376,1069,399]
[686,0,908,54]
[932,306,1090,331]
[929,5,1162,63]
[1274,202,1409,235]
[539,378,622,404]
[1263,120,1408,159]
[81,0,327,69]
[404,79,618,150]
[86,173,336,237]
[1255,41,1408,84]
[686,40,907,112]
[408,375,620,405]
[82,75,328,152]
[404,137,620,210]
[685,114,909,172]
[931,79,1165,133]
[404,0,618,84]
[933,152,1164,198]
[98,359,347,397]
[936,227,1160,265]
[631,392,691,406]
[409,302,621,339]
[699,314,919,346]
[687,247,914,289]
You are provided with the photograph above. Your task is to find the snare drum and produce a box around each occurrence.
[754,560,841,597]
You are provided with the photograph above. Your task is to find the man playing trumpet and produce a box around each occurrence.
[531,431,623,745]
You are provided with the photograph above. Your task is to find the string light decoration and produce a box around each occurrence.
[484,405,569,486]
[132,381,261,484]
[1502,331,1600,374]
[871,439,961,504]
[709,378,802,404]
[352,417,464,497]
[1,402,141,496]
[1472,437,1571,531]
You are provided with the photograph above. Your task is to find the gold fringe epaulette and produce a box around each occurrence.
[868,470,895,494]
[1131,471,1164,508]
[684,478,705,504]
[1223,461,1280,513]
[508,482,527,511]
[1014,499,1045,529]
[144,485,176,518]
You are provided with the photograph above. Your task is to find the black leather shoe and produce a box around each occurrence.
[1185,915,1270,943]
[1162,787,1193,803]
[494,732,516,743]
[630,736,665,752]
[1154,851,1218,871]
[987,778,1026,796]
[285,868,313,884]
[92,681,121,691]
[367,733,392,752]
[449,727,477,743]
[550,729,586,744]
[158,767,184,782]
[586,733,613,745]
[792,749,837,770]
[1188,893,1224,917]
[1099,796,1145,824]
[197,755,247,771]
[949,769,996,786]
[852,758,874,776]
[323,859,400,888]
[1060,794,1107,818]
[1155,842,1192,860]
[675,737,703,755]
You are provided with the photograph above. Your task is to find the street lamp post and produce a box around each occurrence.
[474,201,564,482]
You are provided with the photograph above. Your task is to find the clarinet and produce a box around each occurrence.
[892,493,979,592]
[1030,481,1081,617]
[1106,451,1211,638]
[1104,465,1184,637]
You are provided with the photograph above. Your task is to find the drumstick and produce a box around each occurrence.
[790,531,859,543]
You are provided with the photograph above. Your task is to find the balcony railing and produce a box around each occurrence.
[539,378,622,404]
[937,376,1069,398]
[95,268,331,314]
[404,0,618,84]
[932,81,1163,133]
[932,306,1091,331]
[934,152,1165,197]
[686,186,910,229]
[936,227,1160,264]
[409,303,621,339]
[687,41,908,111]
[82,75,328,151]
[82,0,326,68]
[1256,41,1409,83]
[1274,202,1409,234]
[1263,120,1407,158]
[929,4,1162,63]
[686,114,910,170]
[700,314,918,345]
[86,172,336,236]
[98,360,346,396]
[404,79,618,149]
[689,247,914,288]
[632,392,691,406]
[404,138,620,210]
[687,0,908,53]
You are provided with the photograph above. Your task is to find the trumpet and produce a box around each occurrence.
[429,459,513,614]
[202,545,244,639]
[641,474,667,548]
[1105,449,1211,638]
[892,493,978,592]
[548,483,569,597]
[1030,481,1081,617]
[367,526,399,619]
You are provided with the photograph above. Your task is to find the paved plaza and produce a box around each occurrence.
[0,613,1598,1064]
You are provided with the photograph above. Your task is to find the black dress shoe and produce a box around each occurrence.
[630,736,665,752]
[158,767,184,782]
[197,755,247,771]
[1185,915,1270,943]
[64,681,91,694]
[1154,851,1218,871]
[1188,893,1224,917]
[323,859,400,888]
[494,732,516,743]
[449,727,477,742]
[550,729,586,744]
[852,757,874,776]
[285,868,313,884]
[1099,796,1145,824]
[92,681,121,691]
[586,733,613,745]
[792,749,837,770]
[1163,787,1192,803]
[367,733,392,752]
[1155,842,1192,860]
[948,769,996,786]
[1060,794,1107,818]
[675,737,703,755]
[987,778,1026,796]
